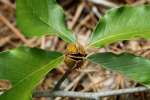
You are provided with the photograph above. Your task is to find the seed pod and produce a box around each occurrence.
[64,43,87,69]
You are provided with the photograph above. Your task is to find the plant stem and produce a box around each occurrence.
[53,70,71,90]
[33,87,150,99]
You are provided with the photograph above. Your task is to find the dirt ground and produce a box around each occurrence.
[0,0,150,100]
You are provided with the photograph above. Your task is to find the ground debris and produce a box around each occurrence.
[0,0,150,100]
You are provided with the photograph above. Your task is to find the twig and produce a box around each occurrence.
[54,62,88,100]
[64,72,85,91]
[63,62,88,91]
[0,0,15,9]
[0,15,28,44]
[87,0,118,8]
[54,73,85,99]
[94,97,100,100]
[69,2,85,29]
[53,71,71,90]
[41,36,46,49]
[33,87,150,99]
[132,0,146,6]
[92,7,101,18]
[53,61,83,91]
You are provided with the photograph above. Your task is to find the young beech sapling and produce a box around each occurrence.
[0,0,150,100]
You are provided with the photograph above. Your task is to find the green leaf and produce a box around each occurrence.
[88,53,150,87]
[16,0,76,43]
[89,5,150,48]
[0,47,63,100]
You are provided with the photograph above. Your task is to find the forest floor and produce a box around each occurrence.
[0,0,150,100]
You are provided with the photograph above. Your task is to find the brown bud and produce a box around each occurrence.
[64,43,87,69]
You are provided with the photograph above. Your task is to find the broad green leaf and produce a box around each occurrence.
[16,0,76,43]
[0,47,63,100]
[89,5,150,48]
[88,53,150,87]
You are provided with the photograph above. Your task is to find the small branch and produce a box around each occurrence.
[0,15,28,44]
[64,72,85,91]
[53,71,71,90]
[40,36,46,49]
[87,0,118,8]
[33,87,150,99]
[69,2,85,29]
[53,61,86,91]
[92,7,101,18]
[0,0,15,9]
[94,97,100,100]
